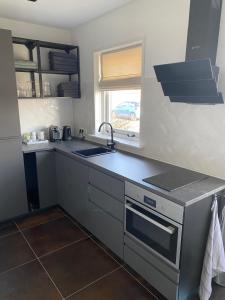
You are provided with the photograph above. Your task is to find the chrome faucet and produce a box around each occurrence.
[98,122,116,150]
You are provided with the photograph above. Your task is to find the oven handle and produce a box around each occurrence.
[125,203,176,235]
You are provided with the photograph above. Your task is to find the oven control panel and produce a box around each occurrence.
[125,181,184,224]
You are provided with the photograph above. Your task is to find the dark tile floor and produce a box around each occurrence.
[0,207,224,300]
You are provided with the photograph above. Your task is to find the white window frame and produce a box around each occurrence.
[100,90,141,139]
[94,41,144,140]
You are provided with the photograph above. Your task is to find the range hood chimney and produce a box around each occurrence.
[154,0,223,104]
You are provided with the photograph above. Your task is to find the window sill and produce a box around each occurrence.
[87,133,144,150]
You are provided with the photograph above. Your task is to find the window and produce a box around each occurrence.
[95,43,142,138]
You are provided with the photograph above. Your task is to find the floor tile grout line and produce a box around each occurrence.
[17,214,66,232]
[94,245,161,298]
[65,266,122,300]
[89,235,124,265]
[0,230,20,240]
[38,236,90,259]
[0,258,37,277]
[65,215,122,265]
[64,214,90,237]
[14,222,64,300]
[66,216,160,299]
[120,264,161,300]
[0,213,66,240]
[53,214,160,300]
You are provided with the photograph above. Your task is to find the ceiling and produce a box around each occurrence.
[0,0,133,29]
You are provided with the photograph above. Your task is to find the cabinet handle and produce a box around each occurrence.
[126,203,175,235]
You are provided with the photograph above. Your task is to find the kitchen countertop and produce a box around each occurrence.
[22,139,225,207]
[22,143,54,153]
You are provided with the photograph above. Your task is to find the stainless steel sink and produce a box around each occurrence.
[72,147,114,158]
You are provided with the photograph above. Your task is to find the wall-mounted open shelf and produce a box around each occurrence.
[13,37,81,99]
[15,68,77,75]
[15,68,38,73]
[18,96,73,100]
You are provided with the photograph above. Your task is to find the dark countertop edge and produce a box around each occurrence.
[53,148,225,208]
[22,145,54,153]
[54,147,126,181]
[184,185,225,206]
[22,142,225,208]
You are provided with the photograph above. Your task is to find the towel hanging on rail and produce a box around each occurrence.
[199,197,225,300]
[214,202,225,287]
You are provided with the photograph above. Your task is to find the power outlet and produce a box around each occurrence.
[79,128,87,139]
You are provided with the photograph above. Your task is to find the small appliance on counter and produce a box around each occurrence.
[22,131,48,145]
[49,126,62,142]
[62,125,72,141]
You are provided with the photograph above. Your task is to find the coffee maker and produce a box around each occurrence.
[49,126,62,142]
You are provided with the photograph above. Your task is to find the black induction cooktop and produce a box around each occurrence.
[143,169,208,192]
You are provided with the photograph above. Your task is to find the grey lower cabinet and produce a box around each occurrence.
[124,235,179,300]
[0,139,28,221]
[36,151,57,209]
[55,152,124,258]
[87,170,124,259]
[55,152,89,225]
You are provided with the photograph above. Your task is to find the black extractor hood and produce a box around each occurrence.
[154,0,223,104]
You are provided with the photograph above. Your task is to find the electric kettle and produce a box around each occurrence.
[62,126,72,141]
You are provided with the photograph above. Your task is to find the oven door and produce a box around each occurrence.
[125,197,182,269]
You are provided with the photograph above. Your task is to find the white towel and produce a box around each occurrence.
[214,205,225,286]
[199,199,225,300]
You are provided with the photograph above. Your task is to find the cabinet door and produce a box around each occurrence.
[36,151,56,209]
[0,139,28,221]
[86,198,124,258]
[55,152,89,225]
[0,29,20,138]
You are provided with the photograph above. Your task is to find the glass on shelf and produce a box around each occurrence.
[25,81,33,98]
[17,81,40,98]
[35,81,40,98]
[43,81,52,97]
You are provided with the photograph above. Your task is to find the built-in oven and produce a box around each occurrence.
[125,182,183,269]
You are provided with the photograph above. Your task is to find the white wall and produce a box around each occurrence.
[18,98,74,135]
[71,0,225,180]
[0,17,74,135]
[0,17,71,43]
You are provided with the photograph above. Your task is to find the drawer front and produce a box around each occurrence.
[124,235,179,283]
[88,184,124,222]
[124,245,178,300]
[87,199,124,258]
[89,168,124,202]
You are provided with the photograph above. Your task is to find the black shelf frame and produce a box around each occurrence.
[13,37,81,99]
[15,68,78,75]
[41,69,78,75]
[15,68,38,73]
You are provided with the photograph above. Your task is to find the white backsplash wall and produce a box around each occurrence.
[71,0,225,180]
[18,98,74,135]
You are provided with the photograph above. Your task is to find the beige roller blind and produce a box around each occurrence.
[99,45,142,90]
